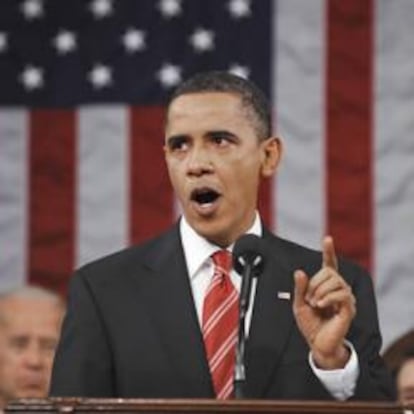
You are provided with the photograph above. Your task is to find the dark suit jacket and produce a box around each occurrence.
[50,225,395,400]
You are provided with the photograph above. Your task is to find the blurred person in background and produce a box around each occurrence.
[0,286,65,409]
[383,330,414,405]
[397,351,414,405]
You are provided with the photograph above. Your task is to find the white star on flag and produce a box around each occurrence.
[229,64,250,79]
[157,63,181,88]
[228,0,251,19]
[89,0,113,19]
[20,0,44,20]
[53,30,77,55]
[122,28,146,53]
[88,64,112,89]
[158,0,182,19]
[20,65,44,90]
[189,28,214,53]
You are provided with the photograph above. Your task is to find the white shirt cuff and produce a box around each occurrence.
[308,340,359,401]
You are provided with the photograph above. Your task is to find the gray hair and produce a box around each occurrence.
[0,285,64,309]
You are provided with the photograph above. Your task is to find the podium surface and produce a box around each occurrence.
[5,398,413,414]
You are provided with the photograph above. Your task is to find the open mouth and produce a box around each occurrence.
[190,187,221,206]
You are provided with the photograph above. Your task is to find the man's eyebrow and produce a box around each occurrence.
[9,335,29,342]
[165,130,238,147]
[166,134,188,145]
[205,130,237,139]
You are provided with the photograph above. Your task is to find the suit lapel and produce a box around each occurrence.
[134,226,299,398]
[245,231,296,397]
[139,226,214,397]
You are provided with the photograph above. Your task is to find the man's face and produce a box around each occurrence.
[165,92,280,246]
[0,297,63,404]
[397,358,414,404]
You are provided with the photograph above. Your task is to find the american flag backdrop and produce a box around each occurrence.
[0,0,413,350]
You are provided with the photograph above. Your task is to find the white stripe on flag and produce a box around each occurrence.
[76,105,129,267]
[273,0,325,250]
[374,0,414,349]
[0,109,28,290]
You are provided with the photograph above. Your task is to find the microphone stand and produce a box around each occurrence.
[234,260,254,399]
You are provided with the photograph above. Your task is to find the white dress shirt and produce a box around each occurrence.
[179,213,358,400]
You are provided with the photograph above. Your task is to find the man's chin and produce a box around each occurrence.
[190,221,235,247]
[16,387,47,399]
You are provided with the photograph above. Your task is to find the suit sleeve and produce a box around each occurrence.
[49,269,115,397]
[344,262,396,400]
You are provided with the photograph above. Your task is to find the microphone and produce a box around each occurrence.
[232,234,266,399]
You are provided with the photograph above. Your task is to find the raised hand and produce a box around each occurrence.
[293,236,356,369]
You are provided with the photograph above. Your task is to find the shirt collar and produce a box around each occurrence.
[180,212,263,279]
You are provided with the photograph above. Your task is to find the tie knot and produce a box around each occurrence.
[212,250,232,275]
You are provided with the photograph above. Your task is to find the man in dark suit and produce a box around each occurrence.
[50,71,394,400]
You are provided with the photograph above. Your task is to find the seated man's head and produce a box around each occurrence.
[0,286,65,407]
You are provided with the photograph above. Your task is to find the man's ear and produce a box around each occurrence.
[260,136,283,177]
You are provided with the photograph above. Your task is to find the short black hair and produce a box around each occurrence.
[168,71,272,140]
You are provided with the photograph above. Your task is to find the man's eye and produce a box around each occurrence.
[168,137,189,151]
[10,337,28,350]
[209,131,235,147]
[212,135,229,146]
[41,338,58,352]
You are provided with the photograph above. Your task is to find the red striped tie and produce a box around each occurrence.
[202,250,239,399]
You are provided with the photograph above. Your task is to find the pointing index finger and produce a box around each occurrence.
[322,235,338,270]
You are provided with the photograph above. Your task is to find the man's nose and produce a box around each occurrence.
[23,345,44,368]
[186,144,213,176]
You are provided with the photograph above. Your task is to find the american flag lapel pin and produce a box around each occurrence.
[277,291,291,300]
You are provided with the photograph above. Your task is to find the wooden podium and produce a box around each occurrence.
[5,398,413,414]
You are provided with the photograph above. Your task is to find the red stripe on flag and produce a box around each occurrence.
[258,178,273,230]
[130,107,174,244]
[29,110,76,295]
[326,0,373,271]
